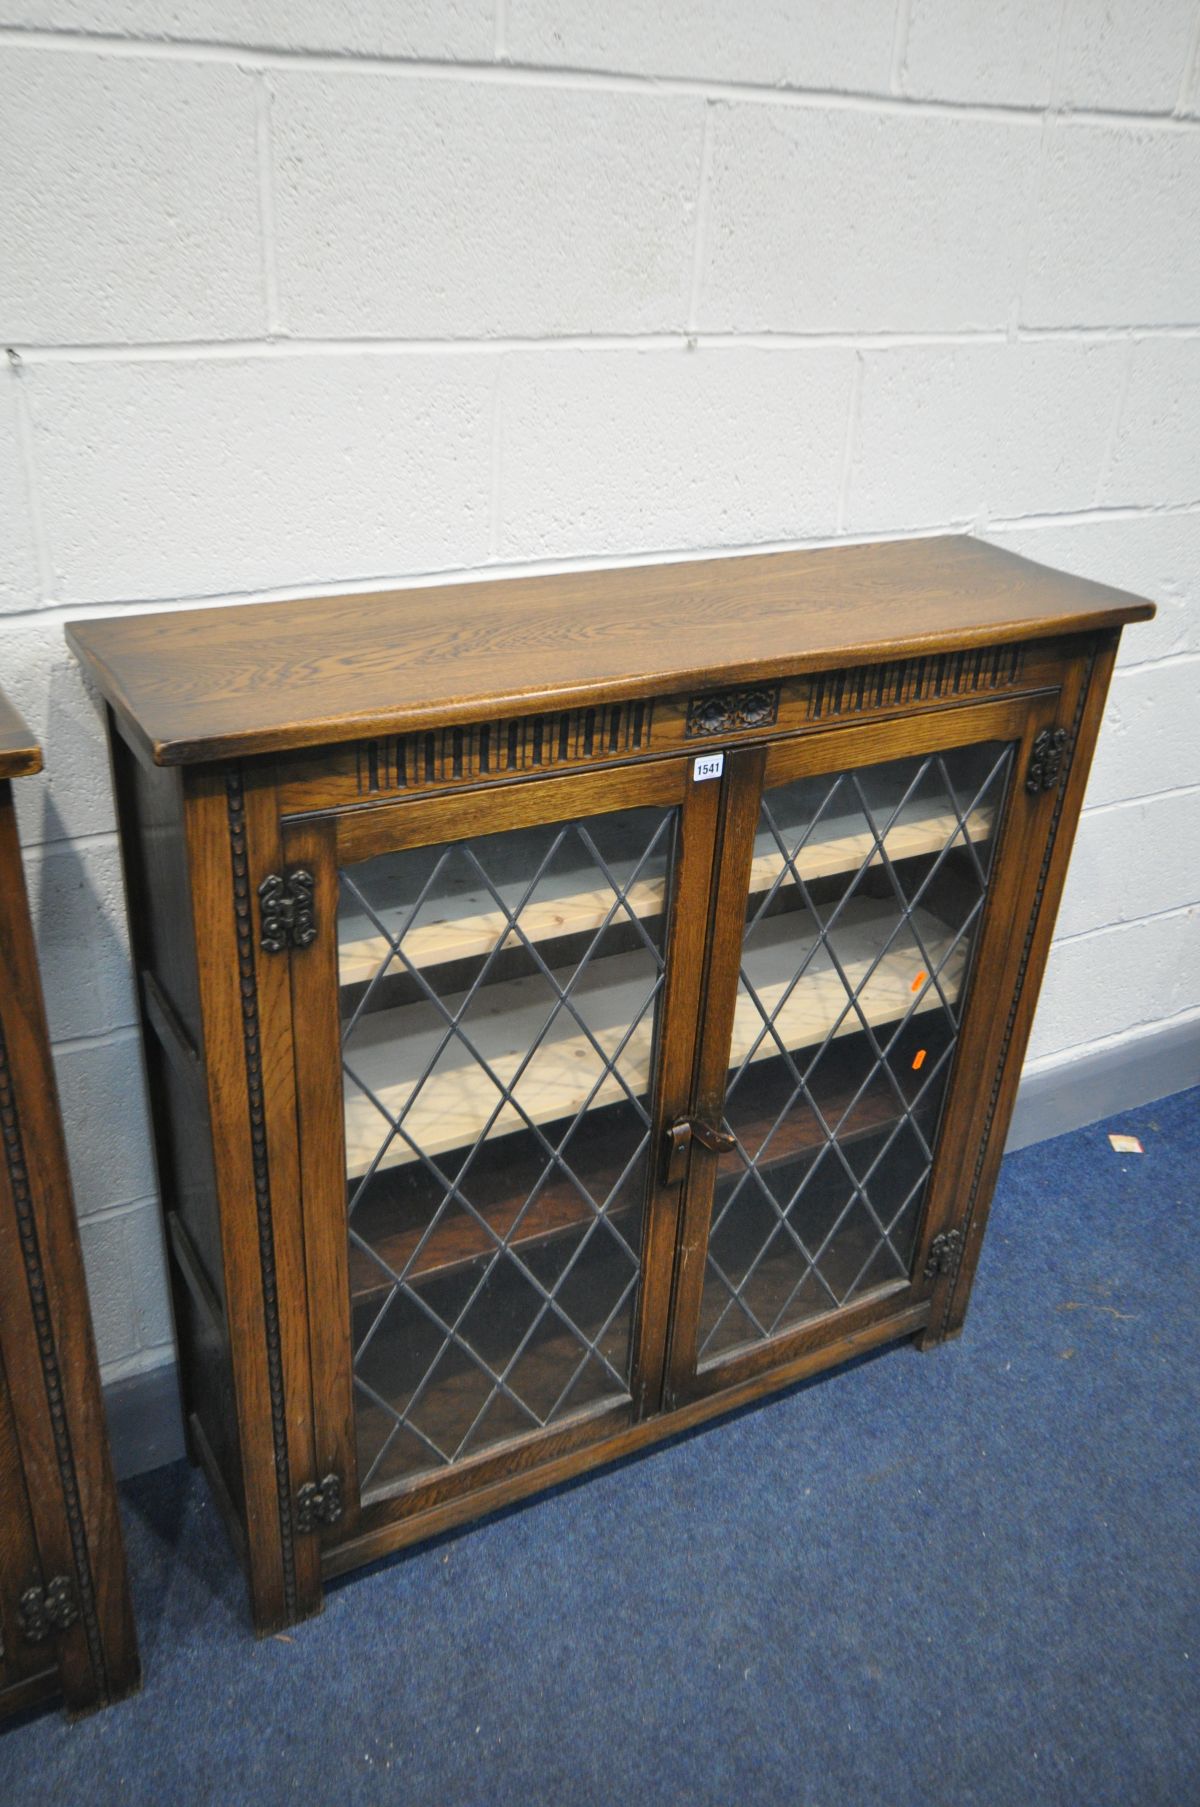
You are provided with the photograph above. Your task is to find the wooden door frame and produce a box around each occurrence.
[917,636,1119,1345]
[283,750,721,1541]
[662,685,1065,1407]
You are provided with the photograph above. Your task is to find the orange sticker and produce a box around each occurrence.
[912,1049,927,1071]
[911,970,928,993]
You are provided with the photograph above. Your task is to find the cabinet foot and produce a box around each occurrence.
[914,1322,965,1354]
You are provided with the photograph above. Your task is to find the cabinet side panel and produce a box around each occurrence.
[111,721,225,1305]
[107,717,243,1523]
[923,635,1120,1342]
[153,1050,226,1318]
[113,723,204,1043]
[170,1262,246,1528]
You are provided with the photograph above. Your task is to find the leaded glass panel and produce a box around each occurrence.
[339,805,675,1498]
[697,742,1013,1367]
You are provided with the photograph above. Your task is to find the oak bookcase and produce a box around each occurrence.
[0,687,139,1717]
[67,537,1153,1633]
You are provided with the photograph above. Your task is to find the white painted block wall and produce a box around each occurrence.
[1,1,1198,1386]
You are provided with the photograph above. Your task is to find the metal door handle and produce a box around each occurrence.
[663,1116,736,1185]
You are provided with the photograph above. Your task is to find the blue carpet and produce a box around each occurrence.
[2,1088,1197,1805]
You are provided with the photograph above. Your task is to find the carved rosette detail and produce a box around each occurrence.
[296,1473,344,1535]
[225,769,299,1616]
[923,1229,963,1283]
[685,685,781,738]
[0,1013,107,1689]
[20,1575,80,1643]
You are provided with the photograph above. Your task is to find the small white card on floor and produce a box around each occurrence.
[693,753,724,782]
[1108,1133,1143,1155]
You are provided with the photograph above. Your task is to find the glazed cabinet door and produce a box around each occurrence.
[285,757,718,1536]
[664,693,1056,1405]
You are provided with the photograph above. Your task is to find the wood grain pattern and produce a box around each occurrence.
[180,767,322,1633]
[919,638,1122,1346]
[66,538,1152,766]
[273,635,1075,817]
[664,744,769,1403]
[333,759,684,867]
[0,1335,49,1701]
[0,771,139,1715]
[628,767,722,1418]
[230,765,323,1624]
[84,540,1153,1630]
[281,813,362,1539]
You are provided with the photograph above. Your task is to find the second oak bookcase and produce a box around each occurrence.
[0,687,139,1715]
[67,536,1153,1632]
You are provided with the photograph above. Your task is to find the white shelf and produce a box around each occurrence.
[342,897,964,1179]
[337,800,992,989]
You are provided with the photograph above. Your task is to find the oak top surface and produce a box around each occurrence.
[66,536,1154,767]
[0,684,41,779]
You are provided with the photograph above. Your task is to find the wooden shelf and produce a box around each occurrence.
[347,1015,951,1307]
[348,1102,643,1301]
[342,896,964,1180]
[354,1256,634,1496]
[337,801,993,988]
